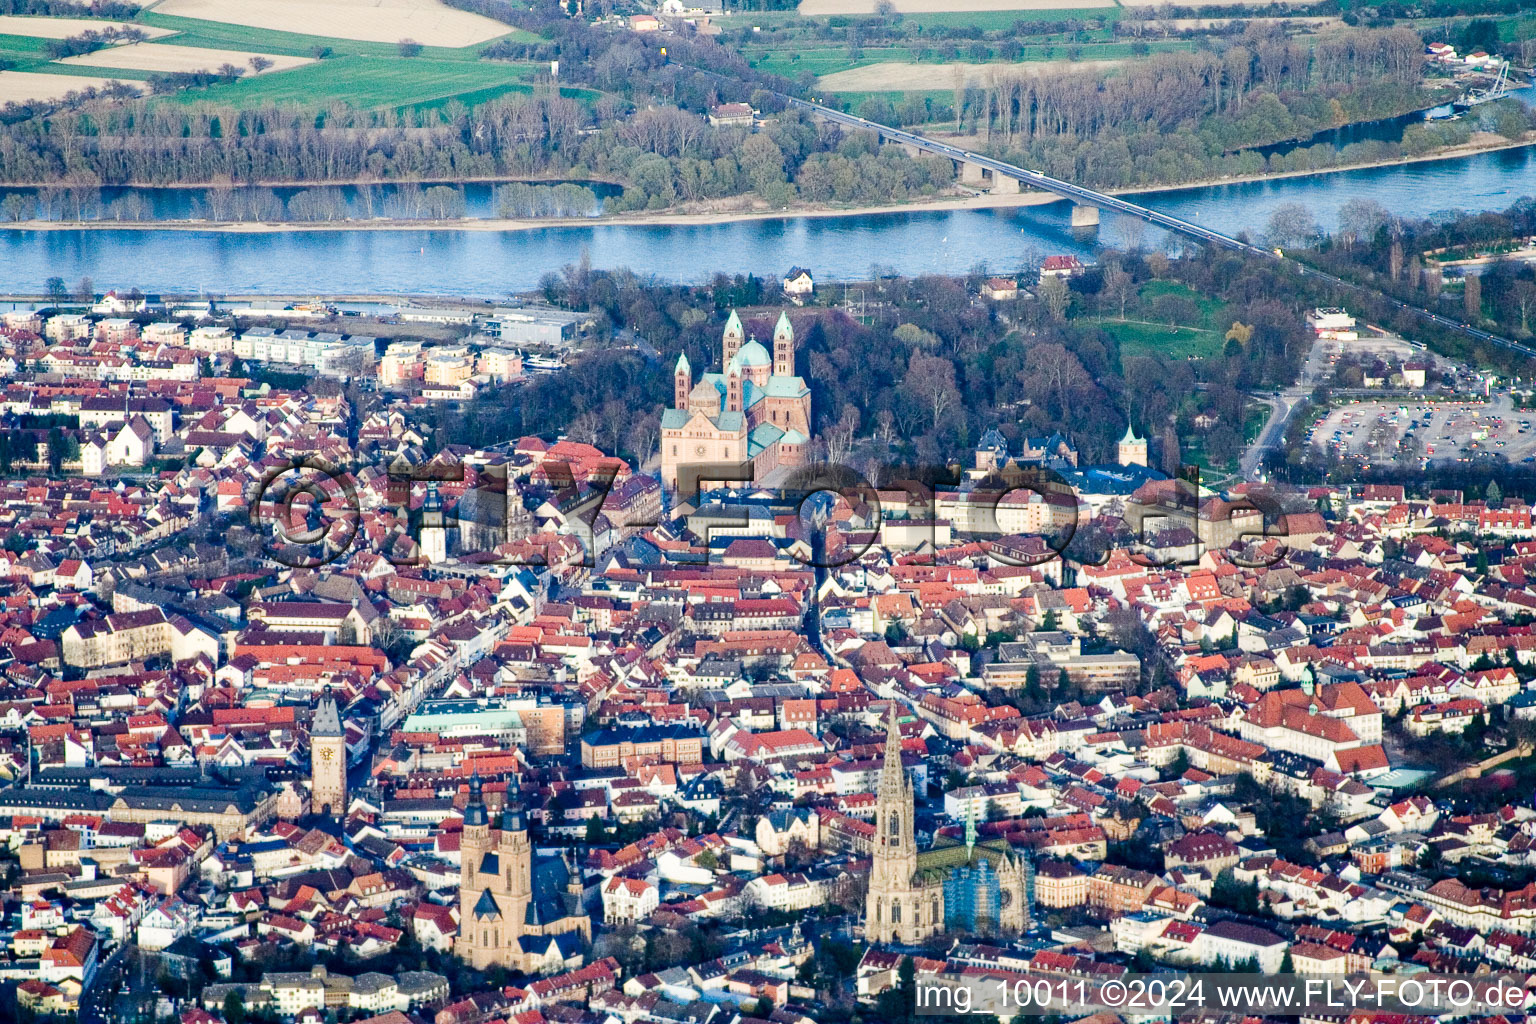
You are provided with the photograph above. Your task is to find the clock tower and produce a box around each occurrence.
[310,689,347,818]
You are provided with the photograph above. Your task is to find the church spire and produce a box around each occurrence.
[881,701,904,783]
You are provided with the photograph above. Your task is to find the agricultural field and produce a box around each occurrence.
[0,16,172,39]
[57,41,310,76]
[817,57,1122,91]
[0,0,553,112]
[151,0,512,47]
[798,0,1113,14]
[170,55,547,109]
[0,70,137,104]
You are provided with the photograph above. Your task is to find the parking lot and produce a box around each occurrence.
[1309,395,1536,467]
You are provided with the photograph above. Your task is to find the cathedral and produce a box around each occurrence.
[456,775,591,974]
[660,310,812,490]
[866,704,1030,945]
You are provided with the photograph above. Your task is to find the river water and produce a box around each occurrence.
[3,144,1535,296]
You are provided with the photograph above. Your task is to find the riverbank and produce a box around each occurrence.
[4,132,1533,235]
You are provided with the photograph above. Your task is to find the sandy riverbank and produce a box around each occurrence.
[4,134,1532,235]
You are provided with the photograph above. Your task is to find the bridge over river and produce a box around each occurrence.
[780,94,1536,364]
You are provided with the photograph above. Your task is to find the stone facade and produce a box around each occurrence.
[455,776,591,972]
[310,691,347,818]
[660,310,811,490]
[865,705,1029,945]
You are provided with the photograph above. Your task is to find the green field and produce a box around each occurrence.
[715,7,1119,29]
[895,7,1121,29]
[166,55,577,109]
[0,31,158,79]
[1095,280,1231,361]
[0,9,577,113]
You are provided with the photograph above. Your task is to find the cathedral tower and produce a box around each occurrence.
[674,351,691,410]
[722,309,744,366]
[726,363,743,414]
[309,689,346,818]
[773,310,794,378]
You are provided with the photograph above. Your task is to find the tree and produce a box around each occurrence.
[398,39,423,57]
[46,426,66,474]
[1037,274,1069,320]
[902,353,959,430]
[44,276,67,305]
[584,816,606,843]
[1211,867,1260,913]
[1264,202,1319,249]
[1024,663,1044,703]
[1488,479,1503,507]
[224,990,247,1024]
[1101,259,1133,319]
[1465,273,1482,321]
[75,275,93,303]
[825,403,861,464]
[1151,291,1198,328]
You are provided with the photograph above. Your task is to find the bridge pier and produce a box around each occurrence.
[1070,204,1100,228]
[959,161,987,186]
[991,175,1020,195]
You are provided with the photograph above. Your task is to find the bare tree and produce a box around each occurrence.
[825,403,861,464]
[1037,274,1069,320]
[902,353,960,430]
[1101,259,1133,319]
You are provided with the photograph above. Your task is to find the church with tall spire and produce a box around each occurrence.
[660,309,812,490]
[866,703,1031,945]
[456,775,591,974]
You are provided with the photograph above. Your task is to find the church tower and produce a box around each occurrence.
[866,702,938,945]
[497,800,533,929]
[455,776,591,972]
[503,476,533,545]
[420,481,448,564]
[773,310,794,378]
[726,362,743,414]
[722,309,744,366]
[457,774,497,968]
[1117,422,1148,468]
[674,351,691,410]
[309,689,346,818]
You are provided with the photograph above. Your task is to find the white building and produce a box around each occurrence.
[1193,919,1287,972]
[601,876,659,923]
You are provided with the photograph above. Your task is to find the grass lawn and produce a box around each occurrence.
[1096,280,1232,360]
[169,54,566,110]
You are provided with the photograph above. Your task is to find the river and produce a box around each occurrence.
[3,144,1536,296]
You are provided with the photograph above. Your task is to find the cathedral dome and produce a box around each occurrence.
[734,338,771,368]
